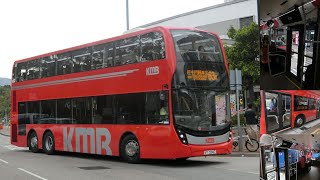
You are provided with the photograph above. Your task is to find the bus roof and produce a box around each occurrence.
[12,26,215,64]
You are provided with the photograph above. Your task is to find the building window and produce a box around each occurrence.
[240,16,253,29]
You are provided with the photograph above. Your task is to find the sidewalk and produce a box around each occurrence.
[0,125,10,136]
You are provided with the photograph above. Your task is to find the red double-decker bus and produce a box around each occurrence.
[10,26,232,163]
[260,90,320,135]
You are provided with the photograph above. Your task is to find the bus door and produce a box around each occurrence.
[265,92,292,134]
[268,29,287,77]
[287,25,305,84]
[302,23,318,89]
[287,23,318,88]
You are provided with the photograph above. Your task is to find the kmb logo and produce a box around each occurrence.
[63,127,112,155]
[205,138,215,143]
[146,66,159,76]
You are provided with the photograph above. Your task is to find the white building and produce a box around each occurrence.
[137,0,258,44]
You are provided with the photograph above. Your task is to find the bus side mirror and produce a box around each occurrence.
[160,91,166,101]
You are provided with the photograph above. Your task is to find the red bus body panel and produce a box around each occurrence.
[11,26,231,159]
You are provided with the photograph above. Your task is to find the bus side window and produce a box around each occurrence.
[41,56,56,78]
[92,44,104,70]
[27,59,40,80]
[72,47,92,73]
[141,33,154,61]
[16,62,27,82]
[115,93,145,124]
[119,36,140,65]
[114,41,122,66]
[153,32,166,59]
[57,53,72,75]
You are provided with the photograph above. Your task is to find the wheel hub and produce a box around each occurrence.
[31,136,38,148]
[125,140,139,157]
[297,118,303,125]
[45,136,53,150]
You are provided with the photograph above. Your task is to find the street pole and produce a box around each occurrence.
[236,68,243,152]
[126,0,129,30]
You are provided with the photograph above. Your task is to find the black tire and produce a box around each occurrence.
[43,131,55,155]
[120,134,140,163]
[294,115,305,128]
[245,139,259,152]
[28,131,39,153]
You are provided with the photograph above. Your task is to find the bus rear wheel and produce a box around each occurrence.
[28,131,39,153]
[120,134,141,163]
[294,115,305,128]
[43,131,55,155]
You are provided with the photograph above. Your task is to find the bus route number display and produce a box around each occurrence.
[187,70,218,81]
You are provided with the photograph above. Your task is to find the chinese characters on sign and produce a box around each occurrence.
[187,70,218,81]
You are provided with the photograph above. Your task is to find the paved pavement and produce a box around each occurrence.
[0,125,10,136]
[0,133,259,180]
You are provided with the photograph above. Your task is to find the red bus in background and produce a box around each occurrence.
[10,26,232,163]
[260,90,320,135]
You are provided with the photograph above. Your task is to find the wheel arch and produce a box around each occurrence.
[118,131,138,155]
[27,129,37,145]
[294,114,306,127]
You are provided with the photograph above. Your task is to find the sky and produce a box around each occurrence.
[0,0,224,78]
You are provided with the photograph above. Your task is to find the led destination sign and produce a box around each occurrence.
[187,70,218,81]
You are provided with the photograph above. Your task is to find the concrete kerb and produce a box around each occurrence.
[0,125,10,137]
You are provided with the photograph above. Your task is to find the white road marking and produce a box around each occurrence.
[18,168,48,180]
[0,158,9,164]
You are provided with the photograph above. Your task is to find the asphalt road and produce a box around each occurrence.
[0,135,259,180]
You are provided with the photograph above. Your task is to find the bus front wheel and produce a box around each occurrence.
[120,134,141,163]
[28,131,39,153]
[43,131,55,155]
[294,115,305,128]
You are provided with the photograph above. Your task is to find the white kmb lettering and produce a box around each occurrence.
[63,127,112,155]
[146,66,159,76]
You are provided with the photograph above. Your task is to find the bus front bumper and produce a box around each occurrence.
[188,140,233,157]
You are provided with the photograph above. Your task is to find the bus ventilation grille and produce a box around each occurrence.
[11,124,17,142]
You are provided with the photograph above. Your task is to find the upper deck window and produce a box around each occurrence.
[57,52,72,75]
[72,47,92,73]
[41,56,56,78]
[171,30,223,63]
[16,62,27,82]
[13,31,165,82]
[27,59,40,80]
[171,30,228,89]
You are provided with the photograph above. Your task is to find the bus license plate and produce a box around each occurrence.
[204,150,216,155]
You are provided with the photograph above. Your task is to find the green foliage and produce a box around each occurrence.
[0,85,11,119]
[231,114,246,126]
[227,26,237,39]
[225,23,260,84]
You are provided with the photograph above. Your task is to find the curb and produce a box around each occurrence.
[0,131,10,137]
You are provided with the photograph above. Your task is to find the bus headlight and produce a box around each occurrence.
[176,129,188,145]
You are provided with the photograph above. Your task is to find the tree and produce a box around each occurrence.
[225,23,260,104]
[0,86,11,120]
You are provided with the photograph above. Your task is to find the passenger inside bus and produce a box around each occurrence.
[198,45,213,61]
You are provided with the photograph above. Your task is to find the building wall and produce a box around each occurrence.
[197,18,240,39]
[139,0,258,39]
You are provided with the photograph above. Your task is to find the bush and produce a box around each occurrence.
[231,114,246,126]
